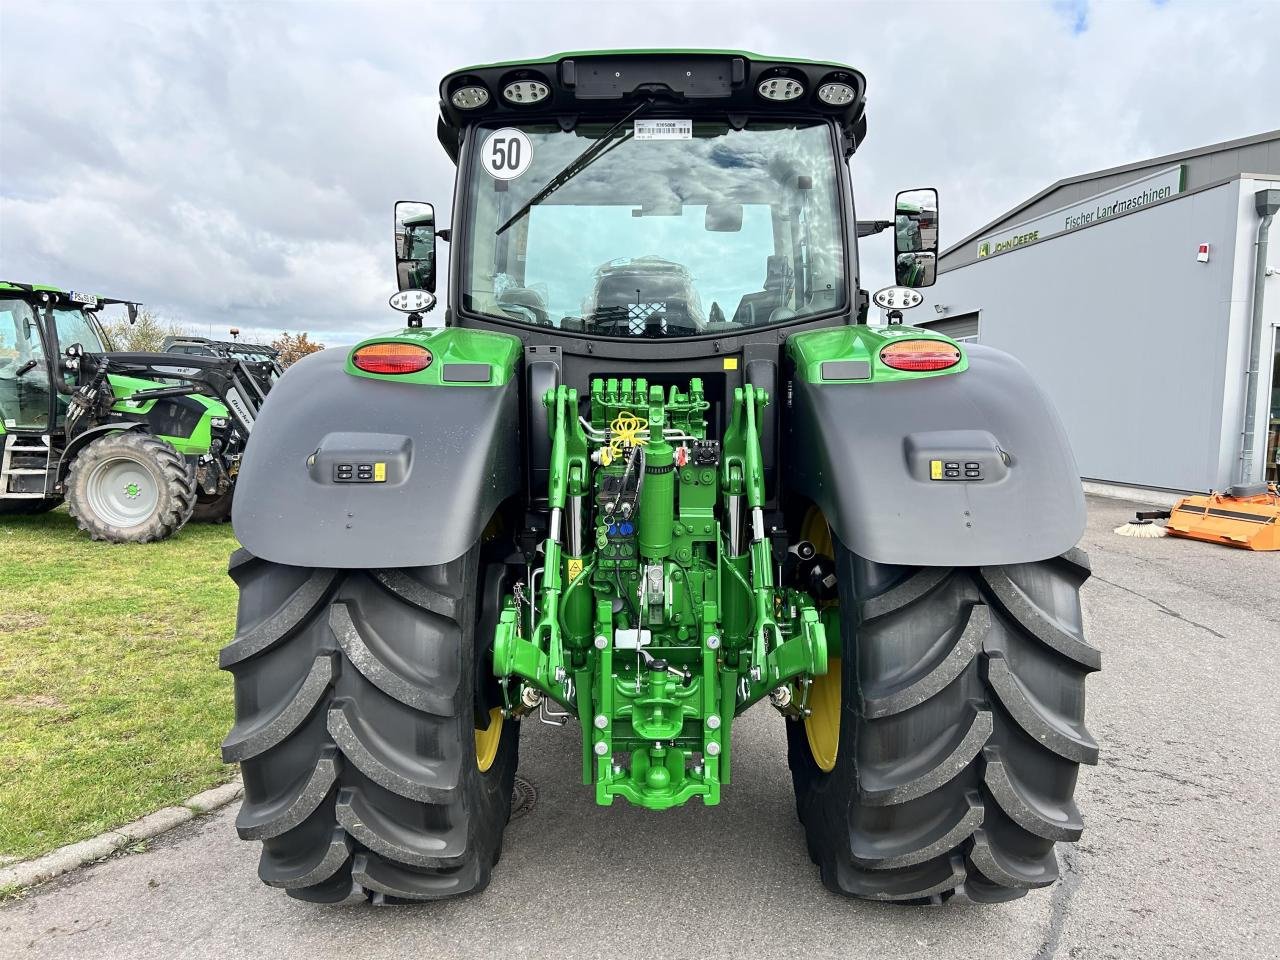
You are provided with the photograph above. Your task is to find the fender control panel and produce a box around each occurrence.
[930,459,984,481]
[905,430,1009,484]
[332,461,387,483]
[308,432,411,486]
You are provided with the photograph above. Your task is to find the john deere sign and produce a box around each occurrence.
[977,164,1186,258]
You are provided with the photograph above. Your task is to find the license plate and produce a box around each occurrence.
[67,290,98,306]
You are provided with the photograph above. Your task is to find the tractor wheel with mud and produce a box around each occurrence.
[787,513,1099,903]
[65,431,197,543]
[191,489,235,524]
[221,541,519,903]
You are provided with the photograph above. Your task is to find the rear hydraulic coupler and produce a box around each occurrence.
[493,377,828,810]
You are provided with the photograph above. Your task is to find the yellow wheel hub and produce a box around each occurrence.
[800,507,840,772]
[475,707,503,772]
[804,658,841,772]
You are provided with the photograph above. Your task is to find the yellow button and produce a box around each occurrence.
[723,357,739,371]
[930,460,943,480]
[373,462,386,482]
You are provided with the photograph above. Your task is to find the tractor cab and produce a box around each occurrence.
[407,52,876,340]
[0,283,119,434]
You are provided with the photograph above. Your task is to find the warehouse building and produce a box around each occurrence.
[920,130,1280,495]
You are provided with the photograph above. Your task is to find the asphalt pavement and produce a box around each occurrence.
[3,496,1278,960]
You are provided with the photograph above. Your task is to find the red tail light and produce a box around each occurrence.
[352,342,432,374]
[880,339,961,372]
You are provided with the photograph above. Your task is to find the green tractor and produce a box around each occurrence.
[223,51,1098,905]
[0,282,270,538]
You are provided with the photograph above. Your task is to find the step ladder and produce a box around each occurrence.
[1,436,54,498]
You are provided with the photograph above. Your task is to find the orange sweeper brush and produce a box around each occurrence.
[1165,483,1280,551]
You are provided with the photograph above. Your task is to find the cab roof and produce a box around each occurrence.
[436,49,867,161]
[1,280,139,311]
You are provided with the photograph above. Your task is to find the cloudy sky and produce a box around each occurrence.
[2,0,1277,344]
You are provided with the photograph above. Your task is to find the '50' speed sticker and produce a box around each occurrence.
[482,128,532,180]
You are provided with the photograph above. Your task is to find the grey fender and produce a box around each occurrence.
[784,343,1085,567]
[232,348,520,569]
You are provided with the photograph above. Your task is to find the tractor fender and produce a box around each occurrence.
[56,421,146,480]
[784,343,1085,567]
[231,348,521,569]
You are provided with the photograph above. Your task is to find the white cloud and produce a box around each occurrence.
[1,0,1276,342]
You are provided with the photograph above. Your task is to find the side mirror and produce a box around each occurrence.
[395,200,436,293]
[893,188,939,288]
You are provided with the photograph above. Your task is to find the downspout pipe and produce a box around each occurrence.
[1237,188,1280,486]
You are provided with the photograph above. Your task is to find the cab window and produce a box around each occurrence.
[0,299,51,430]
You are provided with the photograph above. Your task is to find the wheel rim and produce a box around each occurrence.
[85,456,160,528]
[805,658,841,772]
[801,507,840,772]
[475,707,503,772]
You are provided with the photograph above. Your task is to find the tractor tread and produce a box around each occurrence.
[824,852,968,902]
[968,827,1060,889]
[336,787,467,868]
[372,569,464,620]
[222,654,338,762]
[789,546,1096,904]
[235,747,341,840]
[352,852,485,903]
[982,746,1083,842]
[862,602,989,718]
[258,825,352,890]
[330,602,457,716]
[977,565,1101,671]
[983,650,1099,763]
[859,566,951,622]
[858,707,992,806]
[223,548,517,905]
[850,790,985,869]
[220,568,339,668]
[327,701,460,802]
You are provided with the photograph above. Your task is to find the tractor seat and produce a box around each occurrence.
[732,255,794,326]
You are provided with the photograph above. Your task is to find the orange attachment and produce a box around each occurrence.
[1166,485,1280,551]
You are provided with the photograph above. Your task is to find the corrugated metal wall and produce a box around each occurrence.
[923,182,1248,492]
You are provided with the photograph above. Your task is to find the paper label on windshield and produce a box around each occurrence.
[635,119,691,141]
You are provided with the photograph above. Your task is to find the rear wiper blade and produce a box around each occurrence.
[496,99,654,236]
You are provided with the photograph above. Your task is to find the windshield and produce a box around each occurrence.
[52,307,108,353]
[461,120,846,337]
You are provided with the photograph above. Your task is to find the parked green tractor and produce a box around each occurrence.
[223,51,1098,906]
[0,283,270,538]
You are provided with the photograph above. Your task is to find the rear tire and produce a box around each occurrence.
[191,488,234,524]
[0,497,62,515]
[66,432,196,542]
[221,542,519,904]
[787,537,1099,904]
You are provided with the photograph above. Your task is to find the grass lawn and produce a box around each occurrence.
[0,509,239,862]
